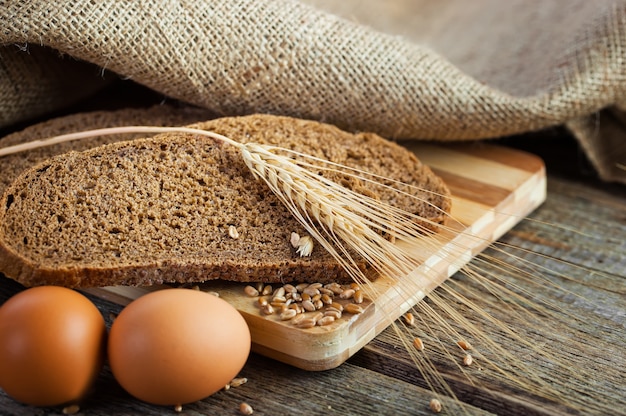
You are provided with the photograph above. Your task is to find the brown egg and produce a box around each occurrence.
[108,288,251,406]
[0,286,107,407]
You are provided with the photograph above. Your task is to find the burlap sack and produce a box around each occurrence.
[1,0,625,183]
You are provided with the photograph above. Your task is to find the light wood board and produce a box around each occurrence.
[84,143,546,371]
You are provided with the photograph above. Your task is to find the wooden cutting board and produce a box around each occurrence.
[84,142,546,371]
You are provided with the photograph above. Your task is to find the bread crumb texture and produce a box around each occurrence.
[0,114,450,288]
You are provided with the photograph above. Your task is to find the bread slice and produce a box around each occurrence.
[0,114,451,288]
[0,105,215,197]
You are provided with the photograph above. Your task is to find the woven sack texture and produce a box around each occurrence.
[1,0,625,183]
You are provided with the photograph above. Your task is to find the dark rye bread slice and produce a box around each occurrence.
[0,114,451,288]
[0,105,216,197]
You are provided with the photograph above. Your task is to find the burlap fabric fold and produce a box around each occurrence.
[1,0,625,183]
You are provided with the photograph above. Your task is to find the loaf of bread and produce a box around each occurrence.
[0,113,451,288]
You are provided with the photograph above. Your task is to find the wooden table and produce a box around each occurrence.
[1,128,625,415]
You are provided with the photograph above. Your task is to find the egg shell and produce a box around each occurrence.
[0,286,107,407]
[108,288,251,406]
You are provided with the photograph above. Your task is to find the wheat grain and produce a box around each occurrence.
[283,283,298,294]
[303,286,321,297]
[239,402,254,415]
[324,309,342,320]
[413,337,424,351]
[262,285,273,296]
[62,405,80,415]
[344,303,364,314]
[295,283,309,292]
[457,340,472,351]
[261,304,274,315]
[294,317,317,329]
[339,289,355,300]
[317,316,335,326]
[301,299,316,312]
[330,302,344,312]
[244,285,259,297]
[229,377,248,388]
[463,354,473,366]
[353,290,364,304]
[280,309,297,321]
[429,398,442,413]
[290,232,301,248]
[228,225,240,239]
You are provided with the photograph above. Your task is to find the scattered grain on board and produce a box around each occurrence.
[284,283,297,293]
[340,289,355,299]
[330,301,343,311]
[344,303,364,314]
[245,281,367,328]
[321,293,333,305]
[295,318,317,329]
[271,296,287,307]
[174,404,183,413]
[403,312,415,326]
[317,316,335,326]
[302,299,316,312]
[311,312,324,323]
[324,309,342,319]
[280,309,298,320]
[244,285,259,297]
[303,286,320,297]
[429,398,442,413]
[273,286,286,298]
[292,313,307,325]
